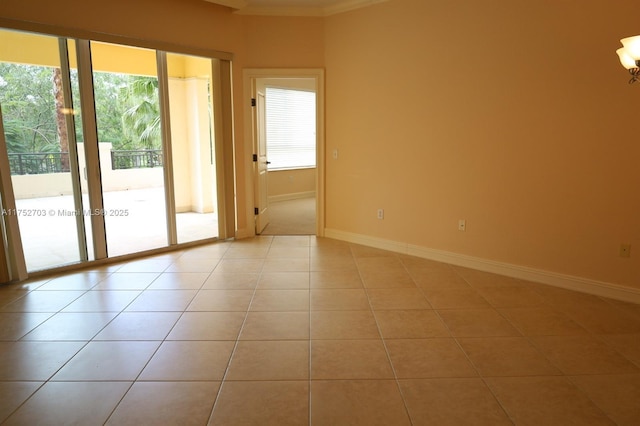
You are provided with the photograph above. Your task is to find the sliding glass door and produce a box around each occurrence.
[0,25,231,279]
[0,29,87,271]
[90,41,168,257]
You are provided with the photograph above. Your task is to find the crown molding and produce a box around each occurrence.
[203,0,247,10]
[203,0,388,16]
[234,6,325,17]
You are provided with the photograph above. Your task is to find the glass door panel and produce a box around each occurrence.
[0,29,87,271]
[90,41,168,256]
[166,53,218,243]
[0,26,230,276]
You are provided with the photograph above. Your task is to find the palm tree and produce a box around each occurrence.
[120,76,161,150]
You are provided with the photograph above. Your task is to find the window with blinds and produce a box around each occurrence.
[265,87,316,170]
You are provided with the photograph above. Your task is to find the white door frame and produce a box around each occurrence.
[241,68,325,238]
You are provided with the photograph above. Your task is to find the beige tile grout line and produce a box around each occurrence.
[352,245,415,425]
[422,263,517,425]
[428,262,620,425]
[204,237,272,425]
[103,246,227,424]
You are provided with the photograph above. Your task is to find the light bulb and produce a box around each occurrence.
[617,48,638,69]
[620,35,640,60]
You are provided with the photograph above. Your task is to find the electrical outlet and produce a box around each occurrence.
[458,219,466,231]
[620,244,631,258]
[377,209,384,220]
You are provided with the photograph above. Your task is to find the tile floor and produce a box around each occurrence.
[0,236,638,425]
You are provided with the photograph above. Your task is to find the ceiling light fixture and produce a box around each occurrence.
[617,35,640,84]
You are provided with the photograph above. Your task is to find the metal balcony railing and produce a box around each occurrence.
[110,149,163,170]
[7,152,69,175]
[7,149,164,175]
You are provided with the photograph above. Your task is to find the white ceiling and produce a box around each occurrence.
[203,0,388,16]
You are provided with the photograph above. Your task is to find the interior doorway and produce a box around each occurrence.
[243,69,325,238]
[258,78,316,235]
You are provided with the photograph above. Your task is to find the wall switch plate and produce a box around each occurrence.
[333,149,339,160]
[458,219,466,231]
[620,244,631,258]
[377,209,384,220]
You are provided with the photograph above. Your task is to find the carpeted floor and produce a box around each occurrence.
[261,196,316,235]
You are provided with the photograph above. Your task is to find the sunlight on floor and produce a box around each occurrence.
[15,188,218,271]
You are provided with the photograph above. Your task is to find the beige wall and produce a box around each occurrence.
[242,15,325,68]
[324,0,640,288]
[268,168,315,200]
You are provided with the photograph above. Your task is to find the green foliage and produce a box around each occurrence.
[1,63,161,153]
[0,63,59,153]
[92,72,126,148]
[2,119,28,153]
[119,76,161,150]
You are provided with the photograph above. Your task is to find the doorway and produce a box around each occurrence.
[243,69,325,238]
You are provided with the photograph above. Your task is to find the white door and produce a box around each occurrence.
[254,91,269,233]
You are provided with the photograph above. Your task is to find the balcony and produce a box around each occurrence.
[8,144,218,272]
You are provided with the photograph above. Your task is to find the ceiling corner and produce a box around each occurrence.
[323,0,389,16]
[202,0,389,17]
[203,0,248,10]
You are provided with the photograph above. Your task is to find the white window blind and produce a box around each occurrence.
[265,87,316,170]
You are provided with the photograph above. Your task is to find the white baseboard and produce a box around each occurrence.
[324,228,640,304]
[268,191,315,203]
